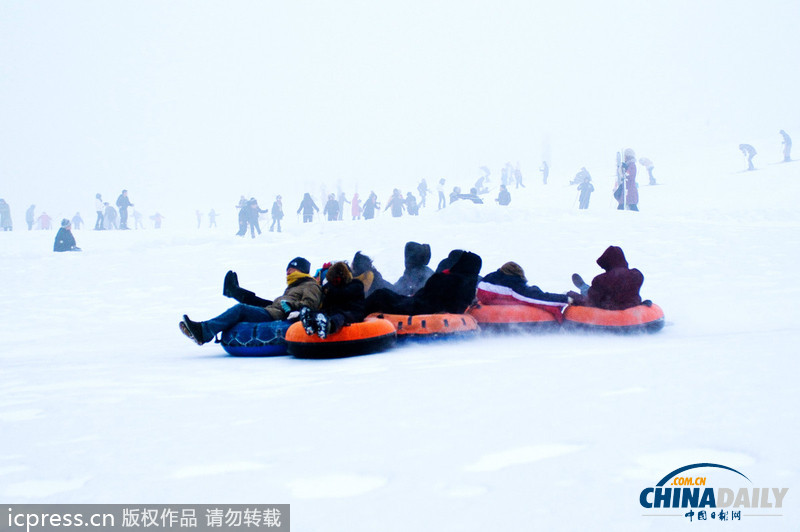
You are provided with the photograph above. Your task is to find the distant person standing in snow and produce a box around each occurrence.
[104,203,118,229]
[405,192,419,215]
[297,192,319,223]
[116,189,133,229]
[71,212,83,230]
[615,148,639,211]
[351,193,362,220]
[780,130,792,162]
[417,179,429,208]
[437,178,446,210]
[638,157,657,185]
[0,199,12,231]
[577,176,594,209]
[94,194,104,230]
[246,197,267,237]
[323,193,340,221]
[37,212,53,230]
[337,191,349,221]
[196,210,203,228]
[514,163,524,188]
[270,195,283,232]
[385,189,405,218]
[362,191,379,220]
[539,161,549,184]
[133,210,145,229]
[739,143,757,171]
[208,208,218,228]
[26,204,35,230]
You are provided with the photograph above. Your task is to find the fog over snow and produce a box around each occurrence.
[1,2,800,531]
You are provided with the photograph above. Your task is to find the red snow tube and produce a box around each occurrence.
[367,312,479,339]
[563,302,665,333]
[467,303,560,332]
[285,317,397,359]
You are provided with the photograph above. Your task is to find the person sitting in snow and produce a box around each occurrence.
[393,242,434,296]
[495,184,511,206]
[180,257,322,345]
[53,218,81,252]
[476,262,569,322]
[299,261,366,339]
[365,250,482,315]
[567,246,644,311]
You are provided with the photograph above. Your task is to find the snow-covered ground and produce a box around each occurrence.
[2,144,798,530]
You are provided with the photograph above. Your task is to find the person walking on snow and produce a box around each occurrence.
[297,193,319,223]
[26,204,36,230]
[270,196,284,232]
[780,130,792,162]
[323,194,340,221]
[94,194,104,230]
[615,148,639,211]
[578,177,594,209]
[351,193,362,220]
[116,189,133,229]
[0,199,12,231]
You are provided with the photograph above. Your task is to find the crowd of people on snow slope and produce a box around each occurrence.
[179,242,646,345]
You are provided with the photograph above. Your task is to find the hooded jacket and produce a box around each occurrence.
[575,246,643,310]
[366,251,482,315]
[393,242,434,296]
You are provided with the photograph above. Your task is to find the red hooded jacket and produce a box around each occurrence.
[581,246,643,310]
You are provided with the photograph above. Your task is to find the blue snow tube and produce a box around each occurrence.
[219,320,292,357]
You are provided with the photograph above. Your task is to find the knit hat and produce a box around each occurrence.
[499,261,526,280]
[287,257,311,274]
[61,218,71,228]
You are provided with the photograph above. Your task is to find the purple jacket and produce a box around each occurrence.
[572,246,643,310]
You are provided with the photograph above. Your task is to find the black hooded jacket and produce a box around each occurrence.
[366,251,482,315]
[393,242,434,296]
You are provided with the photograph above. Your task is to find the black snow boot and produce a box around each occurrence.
[223,270,239,297]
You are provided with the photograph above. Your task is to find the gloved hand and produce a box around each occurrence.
[280,301,292,313]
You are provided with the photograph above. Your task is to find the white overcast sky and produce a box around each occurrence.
[1,0,798,214]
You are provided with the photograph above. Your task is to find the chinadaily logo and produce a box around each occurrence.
[640,463,789,523]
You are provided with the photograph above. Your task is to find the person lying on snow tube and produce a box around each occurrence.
[365,250,482,315]
[567,246,643,310]
[300,261,367,339]
[477,261,570,322]
[393,241,434,296]
[180,257,322,345]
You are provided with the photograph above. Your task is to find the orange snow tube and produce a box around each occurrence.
[467,303,560,332]
[563,302,665,333]
[285,317,397,359]
[367,313,479,340]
